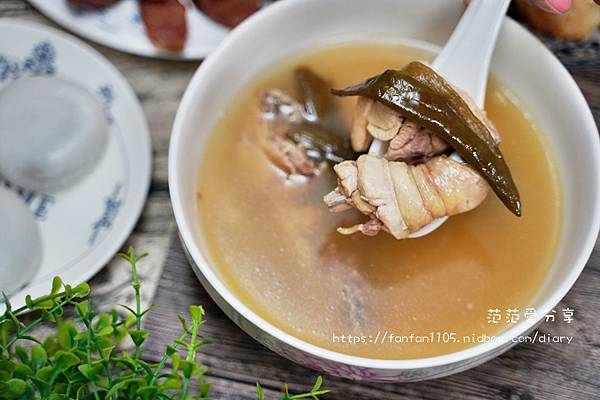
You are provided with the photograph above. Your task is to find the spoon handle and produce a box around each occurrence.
[432,0,511,108]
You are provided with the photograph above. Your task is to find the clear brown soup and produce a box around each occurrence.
[196,43,562,359]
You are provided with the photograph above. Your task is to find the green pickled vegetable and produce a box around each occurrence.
[282,67,356,164]
[295,67,338,123]
[332,61,521,216]
[285,123,355,164]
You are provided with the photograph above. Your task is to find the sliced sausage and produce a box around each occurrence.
[67,0,121,8]
[193,0,261,28]
[140,0,187,52]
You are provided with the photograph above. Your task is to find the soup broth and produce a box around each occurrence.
[196,43,562,359]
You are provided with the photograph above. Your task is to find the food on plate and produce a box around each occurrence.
[140,0,188,52]
[193,0,262,28]
[516,0,600,40]
[0,187,42,296]
[65,0,264,52]
[0,77,108,192]
[196,43,562,359]
[67,0,120,8]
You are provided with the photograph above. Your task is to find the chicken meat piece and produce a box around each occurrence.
[386,120,450,161]
[261,89,307,125]
[350,97,450,159]
[261,134,318,177]
[324,154,489,239]
[259,90,321,177]
[350,96,501,161]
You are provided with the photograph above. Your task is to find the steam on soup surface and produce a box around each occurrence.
[196,42,562,359]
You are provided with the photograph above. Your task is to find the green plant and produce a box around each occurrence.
[0,248,329,400]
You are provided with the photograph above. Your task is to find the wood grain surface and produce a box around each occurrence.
[1,1,599,399]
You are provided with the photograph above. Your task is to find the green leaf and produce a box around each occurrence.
[94,314,111,331]
[114,354,137,372]
[33,298,56,309]
[73,283,90,298]
[179,360,195,379]
[0,378,27,398]
[13,364,33,379]
[105,378,145,399]
[42,336,59,355]
[171,354,181,372]
[0,370,10,382]
[96,326,114,336]
[99,345,115,361]
[75,385,86,399]
[0,360,16,374]
[75,301,89,318]
[29,376,49,395]
[165,345,177,357]
[311,376,323,392]
[30,346,47,371]
[25,295,34,310]
[177,315,189,334]
[188,305,204,323]
[129,330,148,347]
[57,322,77,350]
[256,383,265,400]
[136,308,153,320]
[77,364,103,380]
[104,380,128,399]
[52,350,79,372]
[119,304,137,317]
[41,308,57,321]
[15,346,29,364]
[161,378,180,390]
[135,359,154,377]
[136,385,159,400]
[35,366,53,383]
[94,336,113,351]
[51,277,62,295]
[18,335,42,345]
[199,381,212,397]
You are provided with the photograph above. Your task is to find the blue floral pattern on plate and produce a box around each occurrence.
[0,41,56,82]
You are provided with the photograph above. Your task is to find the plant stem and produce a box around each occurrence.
[180,316,200,400]
[149,337,184,386]
[129,253,144,362]
[4,299,68,352]
[84,316,101,400]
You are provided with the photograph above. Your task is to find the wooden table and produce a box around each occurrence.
[2,1,599,399]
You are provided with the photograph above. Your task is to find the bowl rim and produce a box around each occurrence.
[169,0,600,370]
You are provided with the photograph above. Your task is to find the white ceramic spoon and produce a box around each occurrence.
[368,0,511,238]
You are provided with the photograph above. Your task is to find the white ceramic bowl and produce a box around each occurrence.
[169,0,600,382]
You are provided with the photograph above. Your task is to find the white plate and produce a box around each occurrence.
[0,19,152,310]
[27,0,230,60]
